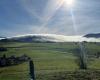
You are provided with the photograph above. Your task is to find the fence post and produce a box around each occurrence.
[79,42,87,69]
[29,60,35,80]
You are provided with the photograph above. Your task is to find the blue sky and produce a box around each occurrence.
[0,0,100,37]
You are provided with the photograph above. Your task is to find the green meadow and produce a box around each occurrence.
[0,42,100,80]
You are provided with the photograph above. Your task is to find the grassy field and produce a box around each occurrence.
[0,42,100,80]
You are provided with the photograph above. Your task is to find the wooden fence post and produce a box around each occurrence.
[29,60,35,80]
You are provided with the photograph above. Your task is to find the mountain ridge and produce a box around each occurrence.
[84,33,100,38]
[0,34,100,42]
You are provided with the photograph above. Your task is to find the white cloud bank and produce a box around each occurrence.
[6,34,100,42]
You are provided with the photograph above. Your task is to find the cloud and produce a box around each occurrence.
[0,0,100,37]
[19,0,65,33]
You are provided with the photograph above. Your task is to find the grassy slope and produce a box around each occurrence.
[0,42,100,80]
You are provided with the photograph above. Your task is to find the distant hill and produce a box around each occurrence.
[0,36,6,40]
[0,34,100,42]
[84,33,100,38]
[0,36,6,38]
[0,34,61,43]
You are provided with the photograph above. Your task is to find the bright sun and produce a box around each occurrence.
[64,0,74,7]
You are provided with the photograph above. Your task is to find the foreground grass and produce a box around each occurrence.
[0,42,100,80]
[0,63,29,80]
[36,70,100,80]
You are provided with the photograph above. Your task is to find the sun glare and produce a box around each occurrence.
[64,0,74,7]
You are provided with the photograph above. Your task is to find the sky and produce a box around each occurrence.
[0,0,100,37]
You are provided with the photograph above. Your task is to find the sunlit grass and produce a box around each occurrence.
[0,42,100,80]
